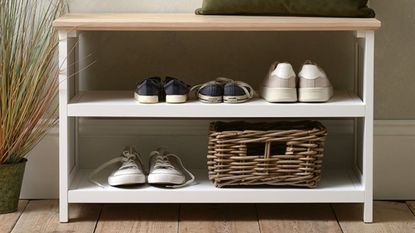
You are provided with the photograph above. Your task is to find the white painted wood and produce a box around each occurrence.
[68,90,365,118]
[355,31,366,38]
[362,31,375,223]
[58,31,69,223]
[58,30,79,223]
[66,30,79,38]
[56,15,378,223]
[68,169,364,203]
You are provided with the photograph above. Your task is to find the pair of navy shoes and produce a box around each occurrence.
[134,77,191,104]
[191,77,255,104]
[135,77,255,104]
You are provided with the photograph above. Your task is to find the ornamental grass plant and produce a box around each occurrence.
[0,0,66,164]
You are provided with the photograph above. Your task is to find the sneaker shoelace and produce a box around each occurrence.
[149,149,195,188]
[89,147,144,188]
[190,77,256,100]
[231,80,256,99]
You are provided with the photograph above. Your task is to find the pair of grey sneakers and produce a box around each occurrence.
[262,61,334,103]
[89,147,195,188]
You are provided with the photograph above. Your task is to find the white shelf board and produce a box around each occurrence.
[68,90,365,118]
[68,169,364,203]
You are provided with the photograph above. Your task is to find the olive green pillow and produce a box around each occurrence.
[196,0,375,18]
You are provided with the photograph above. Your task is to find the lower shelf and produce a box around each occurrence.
[68,169,364,203]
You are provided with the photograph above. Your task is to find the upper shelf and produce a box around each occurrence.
[67,90,365,118]
[53,13,381,32]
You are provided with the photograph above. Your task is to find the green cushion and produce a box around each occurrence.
[196,0,375,18]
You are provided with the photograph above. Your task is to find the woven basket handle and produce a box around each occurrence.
[264,141,271,159]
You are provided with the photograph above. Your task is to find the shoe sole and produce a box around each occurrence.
[198,93,223,104]
[108,174,146,186]
[299,87,333,102]
[148,173,185,185]
[134,93,159,104]
[262,87,297,103]
[223,95,249,104]
[166,95,187,104]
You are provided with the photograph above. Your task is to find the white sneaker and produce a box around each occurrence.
[148,148,195,188]
[261,62,297,102]
[89,146,146,187]
[298,61,334,102]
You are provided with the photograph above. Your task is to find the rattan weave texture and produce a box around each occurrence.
[208,121,327,188]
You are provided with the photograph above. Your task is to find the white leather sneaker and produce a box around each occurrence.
[298,61,333,102]
[261,62,297,102]
[148,148,195,188]
[89,146,146,187]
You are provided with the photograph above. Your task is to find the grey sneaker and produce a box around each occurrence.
[261,62,297,103]
[298,61,333,102]
[89,146,146,187]
[148,148,195,188]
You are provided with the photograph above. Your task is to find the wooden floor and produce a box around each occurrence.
[1,201,415,233]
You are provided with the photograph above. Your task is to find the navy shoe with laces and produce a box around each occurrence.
[191,77,255,104]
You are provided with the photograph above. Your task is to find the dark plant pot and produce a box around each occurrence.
[0,159,27,214]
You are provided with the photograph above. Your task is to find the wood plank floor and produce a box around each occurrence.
[1,201,415,233]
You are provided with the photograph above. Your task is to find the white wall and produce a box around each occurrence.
[69,0,200,13]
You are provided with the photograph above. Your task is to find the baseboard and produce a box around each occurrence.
[375,120,415,136]
[374,120,415,200]
[20,119,415,200]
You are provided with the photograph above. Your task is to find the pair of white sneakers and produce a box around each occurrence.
[89,147,195,188]
[262,61,334,103]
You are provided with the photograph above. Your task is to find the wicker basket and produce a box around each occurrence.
[207,121,327,188]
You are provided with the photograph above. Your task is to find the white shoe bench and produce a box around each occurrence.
[53,13,381,223]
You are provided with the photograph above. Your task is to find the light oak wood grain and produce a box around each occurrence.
[6,201,415,232]
[407,201,415,216]
[0,200,28,233]
[333,201,415,233]
[95,204,178,233]
[53,13,381,31]
[179,204,260,233]
[11,200,100,233]
[257,204,342,233]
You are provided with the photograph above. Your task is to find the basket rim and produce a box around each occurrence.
[209,120,326,133]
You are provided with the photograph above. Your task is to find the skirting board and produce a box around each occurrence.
[19,120,415,200]
[374,120,415,200]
